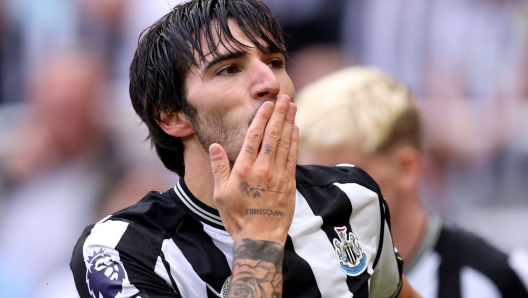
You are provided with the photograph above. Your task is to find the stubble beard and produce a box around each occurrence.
[186,100,269,169]
[189,108,257,169]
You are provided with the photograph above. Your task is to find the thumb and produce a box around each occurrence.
[209,143,230,194]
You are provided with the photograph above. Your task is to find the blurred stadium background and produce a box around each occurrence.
[0,0,527,296]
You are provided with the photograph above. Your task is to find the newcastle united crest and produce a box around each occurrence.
[332,226,368,276]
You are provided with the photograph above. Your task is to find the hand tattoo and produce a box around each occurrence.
[245,145,255,153]
[264,144,272,155]
[244,209,284,217]
[229,239,284,298]
[239,182,283,198]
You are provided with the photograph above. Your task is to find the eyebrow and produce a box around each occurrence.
[202,50,247,73]
[201,44,284,74]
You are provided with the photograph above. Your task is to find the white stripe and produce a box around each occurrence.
[289,190,353,298]
[334,182,402,298]
[154,256,176,292]
[83,220,139,297]
[461,266,501,298]
[508,247,528,290]
[174,182,224,226]
[176,182,222,221]
[202,223,234,270]
[336,163,356,168]
[161,238,208,298]
[406,251,440,298]
[334,182,380,274]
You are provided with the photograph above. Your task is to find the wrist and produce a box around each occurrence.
[229,238,285,297]
[233,238,284,266]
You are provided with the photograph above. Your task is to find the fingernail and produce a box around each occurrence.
[209,146,221,157]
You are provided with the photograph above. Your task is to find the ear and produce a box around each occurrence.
[157,110,194,138]
[396,146,422,192]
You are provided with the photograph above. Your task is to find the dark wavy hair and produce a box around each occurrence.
[129,0,286,176]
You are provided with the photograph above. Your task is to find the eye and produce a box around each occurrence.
[267,59,285,69]
[217,65,240,76]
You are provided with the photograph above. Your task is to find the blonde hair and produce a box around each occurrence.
[296,67,422,154]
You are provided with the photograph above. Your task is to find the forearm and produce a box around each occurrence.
[227,238,284,298]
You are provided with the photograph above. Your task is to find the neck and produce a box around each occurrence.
[390,191,428,262]
[182,141,217,209]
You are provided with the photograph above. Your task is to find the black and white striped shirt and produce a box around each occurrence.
[71,164,403,298]
[406,216,528,298]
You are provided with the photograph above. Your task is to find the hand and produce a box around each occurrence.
[208,94,298,245]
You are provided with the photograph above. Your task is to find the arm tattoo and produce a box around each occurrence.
[228,239,284,298]
[264,144,272,155]
[239,181,283,198]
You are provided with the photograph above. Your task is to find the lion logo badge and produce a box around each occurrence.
[332,227,368,276]
[86,248,126,298]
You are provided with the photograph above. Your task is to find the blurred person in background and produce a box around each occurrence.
[0,0,79,105]
[296,67,528,298]
[0,0,24,106]
[264,0,347,90]
[341,0,528,251]
[78,0,185,83]
[0,48,119,297]
[0,1,181,296]
[0,0,4,105]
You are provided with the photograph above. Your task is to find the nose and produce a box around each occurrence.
[249,61,280,100]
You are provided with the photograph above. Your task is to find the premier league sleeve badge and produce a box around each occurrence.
[86,248,127,298]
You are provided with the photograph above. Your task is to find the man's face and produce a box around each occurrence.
[184,19,294,165]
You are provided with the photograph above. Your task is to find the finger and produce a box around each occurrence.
[274,102,296,170]
[257,95,291,164]
[285,125,299,175]
[237,101,275,163]
[209,143,231,203]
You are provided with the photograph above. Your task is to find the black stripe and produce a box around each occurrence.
[353,276,370,298]
[435,226,528,298]
[171,214,232,297]
[70,225,95,298]
[282,235,322,297]
[437,253,461,298]
[296,182,371,295]
[372,193,386,269]
[160,250,181,296]
[296,165,387,270]
[131,290,151,298]
[115,224,180,297]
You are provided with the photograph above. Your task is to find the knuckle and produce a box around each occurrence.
[211,161,228,174]
[266,128,281,140]
[276,105,288,115]
[287,152,298,164]
[257,164,270,177]
[213,194,224,205]
[277,137,290,149]
[247,130,263,143]
[234,164,250,177]
[284,117,295,124]
[257,111,270,121]
[261,168,271,178]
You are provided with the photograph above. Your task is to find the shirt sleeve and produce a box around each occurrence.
[70,219,180,298]
[331,164,403,297]
[368,202,404,298]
